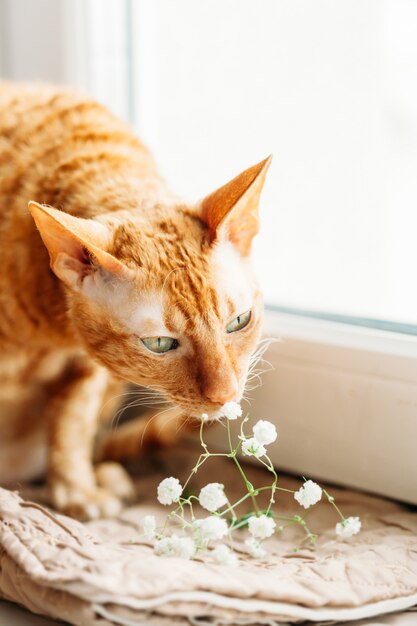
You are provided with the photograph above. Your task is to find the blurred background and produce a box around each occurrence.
[1,0,416,331]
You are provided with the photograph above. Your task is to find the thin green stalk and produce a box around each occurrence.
[220,491,253,517]
[234,453,259,513]
[224,497,238,522]
[258,456,278,513]
[323,488,345,520]
[226,420,259,513]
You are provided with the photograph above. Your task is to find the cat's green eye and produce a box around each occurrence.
[141,337,179,354]
[226,310,252,333]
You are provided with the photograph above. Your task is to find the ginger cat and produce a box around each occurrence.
[0,82,271,519]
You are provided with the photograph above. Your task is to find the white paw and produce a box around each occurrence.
[51,482,123,520]
[94,462,136,502]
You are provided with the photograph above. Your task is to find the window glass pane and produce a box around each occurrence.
[130,0,417,327]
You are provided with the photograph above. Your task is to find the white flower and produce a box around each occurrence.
[336,516,362,539]
[193,516,228,543]
[142,515,156,540]
[154,534,196,559]
[248,514,276,539]
[212,544,239,566]
[253,420,277,445]
[241,437,266,458]
[294,480,322,509]
[157,477,183,506]
[245,537,267,559]
[220,401,242,420]
[201,412,209,421]
[199,483,228,512]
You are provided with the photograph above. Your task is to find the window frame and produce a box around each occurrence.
[2,0,416,503]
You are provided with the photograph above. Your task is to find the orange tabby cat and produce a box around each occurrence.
[0,82,271,519]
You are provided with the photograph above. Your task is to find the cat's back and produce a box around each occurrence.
[0,81,155,220]
[0,81,126,166]
[0,81,139,149]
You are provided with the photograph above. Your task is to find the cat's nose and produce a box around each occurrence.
[198,347,239,406]
[203,377,239,406]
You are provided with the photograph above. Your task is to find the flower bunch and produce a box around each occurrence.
[142,402,361,564]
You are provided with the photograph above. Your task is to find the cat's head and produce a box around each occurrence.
[29,156,271,420]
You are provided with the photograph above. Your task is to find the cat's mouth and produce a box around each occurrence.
[166,391,244,423]
[179,401,243,423]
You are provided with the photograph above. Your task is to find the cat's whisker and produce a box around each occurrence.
[156,406,183,437]
[248,337,276,368]
[110,395,170,431]
[242,338,276,402]
[100,386,165,419]
[246,370,264,384]
[175,414,190,437]
[140,404,175,447]
[99,388,142,419]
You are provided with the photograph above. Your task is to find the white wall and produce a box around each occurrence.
[0,0,66,82]
[0,0,131,120]
[131,0,417,326]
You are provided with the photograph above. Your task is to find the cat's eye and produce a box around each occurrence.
[141,337,179,354]
[226,310,252,333]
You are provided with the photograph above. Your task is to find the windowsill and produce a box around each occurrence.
[207,309,417,505]
[264,307,417,358]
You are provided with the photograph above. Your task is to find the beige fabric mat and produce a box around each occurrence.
[0,445,416,625]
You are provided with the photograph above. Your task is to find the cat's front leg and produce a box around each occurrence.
[46,357,133,520]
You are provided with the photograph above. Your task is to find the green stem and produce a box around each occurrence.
[181,453,209,492]
[224,497,238,522]
[230,518,252,531]
[271,514,299,523]
[234,454,259,513]
[220,491,253,517]
[323,488,345,520]
[187,499,195,521]
[226,420,259,513]
[171,511,193,528]
[227,419,234,455]
[258,456,278,514]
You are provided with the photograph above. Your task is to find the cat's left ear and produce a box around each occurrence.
[28,201,130,290]
[201,155,272,256]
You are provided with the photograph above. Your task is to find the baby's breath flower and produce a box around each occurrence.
[248,514,276,539]
[294,480,322,509]
[212,544,239,566]
[152,396,357,561]
[220,401,242,420]
[154,534,196,559]
[193,516,228,543]
[252,420,277,445]
[142,515,156,540]
[244,537,267,558]
[199,483,228,512]
[241,437,266,458]
[336,516,362,538]
[157,477,183,506]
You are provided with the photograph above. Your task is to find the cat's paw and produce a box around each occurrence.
[51,482,123,521]
[94,461,136,503]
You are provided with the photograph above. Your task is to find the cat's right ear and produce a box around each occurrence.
[201,155,272,256]
[28,202,130,290]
